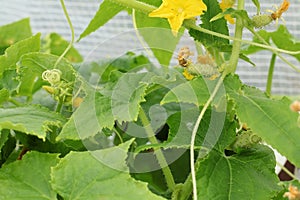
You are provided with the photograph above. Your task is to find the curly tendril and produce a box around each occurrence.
[42,69,62,85]
[42,69,74,105]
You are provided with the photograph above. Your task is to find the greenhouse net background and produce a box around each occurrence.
[1,0,299,95]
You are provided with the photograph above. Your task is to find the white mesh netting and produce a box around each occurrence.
[1,0,299,95]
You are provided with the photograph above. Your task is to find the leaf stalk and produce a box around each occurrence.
[139,108,176,191]
[190,73,227,200]
[226,0,245,73]
[266,54,276,95]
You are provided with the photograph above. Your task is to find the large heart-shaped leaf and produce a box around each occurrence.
[197,145,282,199]
[58,72,154,140]
[229,86,300,167]
[0,106,66,140]
[51,139,165,200]
[0,151,59,200]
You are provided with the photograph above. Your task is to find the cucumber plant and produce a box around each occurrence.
[0,0,299,199]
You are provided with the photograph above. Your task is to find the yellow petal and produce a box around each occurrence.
[149,0,207,36]
[149,5,174,18]
[184,0,207,18]
[225,14,235,24]
[219,0,235,24]
[220,0,235,10]
[183,68,194,80]
[169,11,186,34]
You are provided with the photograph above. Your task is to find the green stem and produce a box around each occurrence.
[48,129,58,143]
[113,127,124,144]
[54,0,75,69]
[177,177,192,200]
[55,99,64,113]
[48,0,74,142]
[266,54,276,95]
[277,53,300,72]
[176,151,208,200]
[47,98,64,143]
[139,108,176,191]
[190,73,227,200]
[226,0,245,74]
[247,27,300,72]
[132,9,155,61]
[109,0,156,13]
[8,98,22,106]
[184,20,300,59]
[195,41,204,56]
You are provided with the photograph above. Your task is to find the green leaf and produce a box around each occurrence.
[158,75,240,149]
[58,91,114,140]
[0,130,9,154]
[210,12,226,23]
[15,131,86,156]
[0,70,19,92]
[189,0,229,47]
[134,10,182,66]
[0,151,59,200]
[19,52,75,82]
[110,72,154,122]
[272,180,300,200]
[251,0,261,14]
[84,52,153,83]
[161,77,212,106]
[197,145,282,199]
[239,53,256,66]
[51,139,165,200]
[79,0,124,40]
[0,106,66,140]
[270,25,300,62]
[161,75,234,107]
[165,108,236,149]
[0,33,40,76]
[43,33,83,63]
[241,29,271,55]
[17,52,76,96]
[0,133,16,167]
[132,149,191,197]
[0,89,9,105]
[0,18,32,54]
[132,169,168,196]
[242,25,300,62]
[134,0,183,66]
[59,72,153,140]
[137,0,161,7]
[229,86,300,167]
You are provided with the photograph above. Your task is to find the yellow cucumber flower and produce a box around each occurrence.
[149,0,207,36]
[219,0,235,24]
[183,68,195,80]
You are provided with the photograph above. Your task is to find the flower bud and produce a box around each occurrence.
[290,100,300,112]
[42,85,56,94]
[251,14,273,28]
